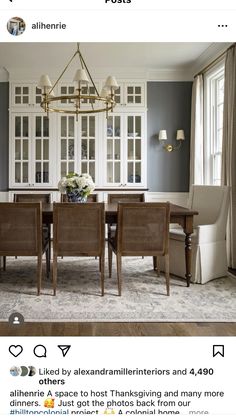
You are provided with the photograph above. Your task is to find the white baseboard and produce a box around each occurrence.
[146,192,189,207]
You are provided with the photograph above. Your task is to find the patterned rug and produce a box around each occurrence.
[0,256,236,322]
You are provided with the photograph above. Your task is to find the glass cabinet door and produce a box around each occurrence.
[126,115,142,185]
[80,116,96,182]
[34,116,50,184]
[13,85,30,106]
[59,84,96,107]
[34,86,43,106]
[60,116,75,177]
[14,115,29,184]
[60,85,75,104]
[106,115,121,184]
[125,83,144,107]
[113,83,145,107]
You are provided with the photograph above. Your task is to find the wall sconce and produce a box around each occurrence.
[158,129,185,152]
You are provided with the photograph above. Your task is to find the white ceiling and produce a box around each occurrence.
[0,42,229,80]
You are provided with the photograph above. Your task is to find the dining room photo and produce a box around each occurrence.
[0,42,235,335]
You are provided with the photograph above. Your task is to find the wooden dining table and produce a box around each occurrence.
[43,202,198,287]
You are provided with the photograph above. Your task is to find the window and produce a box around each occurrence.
[204,63,225,185]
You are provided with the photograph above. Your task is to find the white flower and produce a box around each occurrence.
[58,173,95,196]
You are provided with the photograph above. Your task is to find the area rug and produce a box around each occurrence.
[0,256,236,322]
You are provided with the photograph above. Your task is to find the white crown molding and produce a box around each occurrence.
[8,67,193,83]
[190,42,232,76]
[147,69,193,81]
[0,67,9,82]
[8,67,148,82]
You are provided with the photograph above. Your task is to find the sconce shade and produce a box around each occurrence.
[176,129,185,141]
[38,74,52,89]
[158,130,167,141]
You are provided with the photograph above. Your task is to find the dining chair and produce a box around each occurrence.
[107,193,145,240]
[14,193,51,204]
[14,193,51,263]
[61,193,98,202]
[167,185,230,284]
[53,203,105,296]
[60,193,99,260]
[0,202,50,295]
[107,193,145,204]
[108,202,170,296]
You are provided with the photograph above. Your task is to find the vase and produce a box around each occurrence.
[67,192,87,203]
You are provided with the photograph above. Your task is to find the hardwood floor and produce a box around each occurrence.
[0,322,235,336]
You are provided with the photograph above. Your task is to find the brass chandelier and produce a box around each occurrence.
[38,43,118,120]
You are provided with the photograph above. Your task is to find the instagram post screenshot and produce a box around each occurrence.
[0,0,236,417]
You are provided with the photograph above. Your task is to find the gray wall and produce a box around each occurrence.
[0,82,9,191]
[147,81,192,192]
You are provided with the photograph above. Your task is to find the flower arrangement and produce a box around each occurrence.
[58,172,95,202]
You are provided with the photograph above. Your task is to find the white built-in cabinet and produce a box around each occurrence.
[10,113,55,188]
[9,80,147,190]
[105,113,145,187]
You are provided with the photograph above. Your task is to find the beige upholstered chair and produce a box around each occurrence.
[168,185,230,284]
[108,202,170,296]
[0,202,50,295]
[53,203,105,296]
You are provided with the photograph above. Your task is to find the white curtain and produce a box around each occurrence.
[221,44,236,269]
[189,74,204,186]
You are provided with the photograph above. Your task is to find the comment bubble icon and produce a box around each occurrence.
[33,345,47,358]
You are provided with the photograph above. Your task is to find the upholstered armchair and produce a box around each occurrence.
[168,185,230,284]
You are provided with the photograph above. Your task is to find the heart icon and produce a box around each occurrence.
[9,345,23,357]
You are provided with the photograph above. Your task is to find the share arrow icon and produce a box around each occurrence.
[58,345,71,357]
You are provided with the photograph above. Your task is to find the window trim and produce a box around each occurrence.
[204,61,225,185]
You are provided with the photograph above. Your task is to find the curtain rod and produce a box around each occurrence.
[194,43,235,78]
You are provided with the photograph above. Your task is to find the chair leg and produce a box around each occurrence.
[37,255,42,296]
[156,257,160,277]
[117,254,122,296]
[100,253,105,296]
[108,243,113,278]
[46,246,50,278]
[165,254,170,296]
[3,256,6,271]
[153,256,157,270]
[53,253,57,296]
[47,225,51,261]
